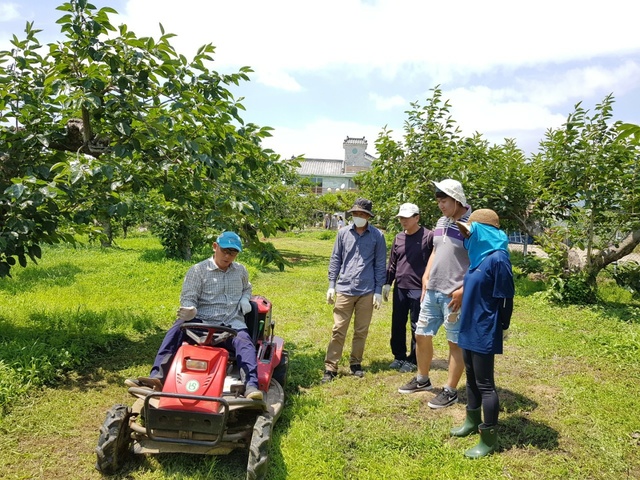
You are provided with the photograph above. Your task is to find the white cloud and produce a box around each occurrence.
[4,0,636,160]
[369,93,406,111]
[119,0,640,86]
[254,69,303,92]
[437,57,640,153]
[518,61,640,107]
[261,117,384,160]
[449,87,552,132]
[0,3,20,22]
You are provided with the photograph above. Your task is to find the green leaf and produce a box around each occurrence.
[27,244,42,260]
[55,14,73,25]
[116,121,131,136]
[0,262,10,278]
[163,183,173,199]
[5,183,26,200]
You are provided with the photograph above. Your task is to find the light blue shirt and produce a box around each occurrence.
[328,223,387,296]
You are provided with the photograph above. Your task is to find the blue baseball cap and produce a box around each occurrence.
[216,231,243,252]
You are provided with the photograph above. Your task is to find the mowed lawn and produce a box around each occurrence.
[0,231,638,480]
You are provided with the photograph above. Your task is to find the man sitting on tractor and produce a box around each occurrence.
[126,231,263,400]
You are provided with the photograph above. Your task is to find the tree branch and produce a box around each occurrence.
[595,228,640,267]
[48,118,110,158]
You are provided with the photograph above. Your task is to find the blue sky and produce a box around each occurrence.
[2,0,639,160]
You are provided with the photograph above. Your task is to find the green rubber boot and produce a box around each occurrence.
[450,407,482,437]
[464,423,498,459]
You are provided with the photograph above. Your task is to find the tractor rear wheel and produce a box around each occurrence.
[95,404,133,474]
[246,413,273,480]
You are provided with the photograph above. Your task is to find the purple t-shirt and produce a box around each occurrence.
[385,226,433,290]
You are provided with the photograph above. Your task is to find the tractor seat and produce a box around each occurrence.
[244,300,261,344]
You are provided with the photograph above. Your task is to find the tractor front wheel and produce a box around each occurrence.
[246,413,273,480]
[95,404,133,474]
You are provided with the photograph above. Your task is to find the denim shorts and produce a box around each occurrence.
[415,289,461,343]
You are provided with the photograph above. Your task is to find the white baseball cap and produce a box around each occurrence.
[432,179,467,206]
[396,203,420,218]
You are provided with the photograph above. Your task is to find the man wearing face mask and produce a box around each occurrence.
[322,198,387,383]
[451,209,514,458]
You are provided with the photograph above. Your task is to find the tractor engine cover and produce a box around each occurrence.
[159,345,229,413]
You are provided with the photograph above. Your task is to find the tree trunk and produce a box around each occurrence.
[179,238,192,261]
[99,216,113,247]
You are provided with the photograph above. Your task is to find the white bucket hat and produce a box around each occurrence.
[432,179,467,206]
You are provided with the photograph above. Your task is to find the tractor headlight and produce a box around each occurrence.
[185,358,208,371]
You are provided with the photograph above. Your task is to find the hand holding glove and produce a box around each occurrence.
[240,298,252,315]
[326,288,336,305]
[177,306,197,321]
[373,293,382,310]
[382,284,391,302]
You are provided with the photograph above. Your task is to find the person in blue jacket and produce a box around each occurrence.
[451,209,514,459]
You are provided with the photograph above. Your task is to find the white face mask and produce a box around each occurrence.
[353,216,368,228]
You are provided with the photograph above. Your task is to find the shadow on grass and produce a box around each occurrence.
[495,387,557,452]
[499,387,539,413]
[366,357,449,374]
[0,263,83,294]
[276,249,328,269]
[596,301,640,324]
[499,415,559,451]
[0,309,165,404]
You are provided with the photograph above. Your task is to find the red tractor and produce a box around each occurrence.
[96,296,288,480]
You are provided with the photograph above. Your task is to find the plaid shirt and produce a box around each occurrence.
[179,257,252,330]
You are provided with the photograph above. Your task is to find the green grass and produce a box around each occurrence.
[0,230,639,479]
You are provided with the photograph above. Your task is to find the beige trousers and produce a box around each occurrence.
[324,293,374,372]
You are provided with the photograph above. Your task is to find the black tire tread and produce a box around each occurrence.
[95,404,133,474]
[246,413,273,480]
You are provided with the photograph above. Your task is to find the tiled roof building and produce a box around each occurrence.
[296,136,375,193]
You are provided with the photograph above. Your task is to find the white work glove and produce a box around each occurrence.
[177,306,197,321]
[382,284,391,302]
[240,298,252,315]
[326,287,336,305]
[373,293,382,310]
